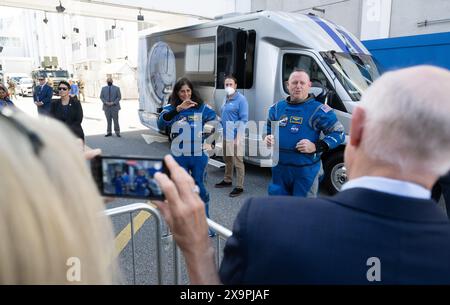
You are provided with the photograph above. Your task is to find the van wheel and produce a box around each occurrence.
[322,151,347,195]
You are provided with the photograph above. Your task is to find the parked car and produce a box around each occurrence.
[18,78,34,96]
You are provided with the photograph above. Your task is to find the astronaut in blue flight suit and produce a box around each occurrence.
[134,169,150,196]
[157,78,217,229]
[264,69,345,197]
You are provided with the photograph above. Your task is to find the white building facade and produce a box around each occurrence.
[251,0,450,39]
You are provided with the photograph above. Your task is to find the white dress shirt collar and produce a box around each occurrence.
[341,176,431,199]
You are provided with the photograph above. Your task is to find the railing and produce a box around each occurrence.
[105,202,232,284]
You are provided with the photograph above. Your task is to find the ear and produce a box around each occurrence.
[349,106,365,147]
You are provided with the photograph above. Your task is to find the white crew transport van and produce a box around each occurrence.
[137,11,382,194]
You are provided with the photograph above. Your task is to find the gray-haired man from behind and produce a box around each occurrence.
[100,77,121,137]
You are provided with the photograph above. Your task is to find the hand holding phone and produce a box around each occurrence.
[91,155,167,200]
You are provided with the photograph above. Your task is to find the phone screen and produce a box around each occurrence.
[91,155,166,200]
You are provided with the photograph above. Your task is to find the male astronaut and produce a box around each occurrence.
[264,69,345,197]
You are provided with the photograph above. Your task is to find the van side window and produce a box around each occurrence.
[185,42,215,73]
[283,54,329,91]
[282,53,346,112]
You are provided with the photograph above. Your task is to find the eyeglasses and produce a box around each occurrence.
[0,107,43,155]
[38,78,45,81]
[58,87,69,91]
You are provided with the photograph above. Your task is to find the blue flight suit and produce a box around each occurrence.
[266,95,345,197]
[158,103,216,218]
[134,175,149,196]
[112,176,125,195]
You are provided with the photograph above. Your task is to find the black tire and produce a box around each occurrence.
[322,150,347,195]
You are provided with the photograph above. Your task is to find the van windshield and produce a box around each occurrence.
[321,51,382,101]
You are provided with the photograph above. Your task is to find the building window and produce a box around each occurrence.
[86,37,95,47]
[72,42,81,51]
[0,36,21,48]
[105,29,116,41]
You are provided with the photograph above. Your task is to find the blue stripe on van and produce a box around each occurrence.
[308,14,349,53]
[336,28,365,54]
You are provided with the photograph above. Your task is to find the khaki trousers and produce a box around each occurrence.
[223,139,245,189]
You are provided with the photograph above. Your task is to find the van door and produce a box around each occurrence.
[215,25,256,91]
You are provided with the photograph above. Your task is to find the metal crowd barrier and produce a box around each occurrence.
[104,202,232,284]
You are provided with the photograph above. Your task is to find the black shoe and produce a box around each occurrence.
[116,134,121,137]
[105,133,112,137]
[229,188,244,197]
[215,180,232,188]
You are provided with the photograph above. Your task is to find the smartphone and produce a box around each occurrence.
[91,155,167,200]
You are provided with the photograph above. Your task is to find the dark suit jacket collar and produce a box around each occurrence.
[328,188,449,223]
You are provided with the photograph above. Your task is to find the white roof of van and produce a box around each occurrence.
[266,11,369,54]
[144,11,369,55]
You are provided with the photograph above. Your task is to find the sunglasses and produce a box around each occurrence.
[38,78,45,81]
[58,87,69,91]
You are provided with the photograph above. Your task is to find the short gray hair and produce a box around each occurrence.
[288,69,310,82]
[360,65,450,176]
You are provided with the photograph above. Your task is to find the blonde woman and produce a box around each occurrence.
[0,108,117,284]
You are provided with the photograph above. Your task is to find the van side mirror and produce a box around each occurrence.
[325,89,347,112]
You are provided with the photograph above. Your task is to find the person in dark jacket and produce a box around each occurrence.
[50,80,84,141]
[33,76,53,115]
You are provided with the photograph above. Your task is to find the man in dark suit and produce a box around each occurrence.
[100,77,121,137]
[154,66,450,284]
[33,76,53,115]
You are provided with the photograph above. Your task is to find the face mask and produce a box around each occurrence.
[225,86,235,96]
[107,82,113,86]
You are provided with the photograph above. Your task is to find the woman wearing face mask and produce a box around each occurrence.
[157,77,217,236]
[50,80,85,141]
[0,84,14,108]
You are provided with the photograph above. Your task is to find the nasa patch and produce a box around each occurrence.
[289,116,303,124]
[278,115,288,127]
